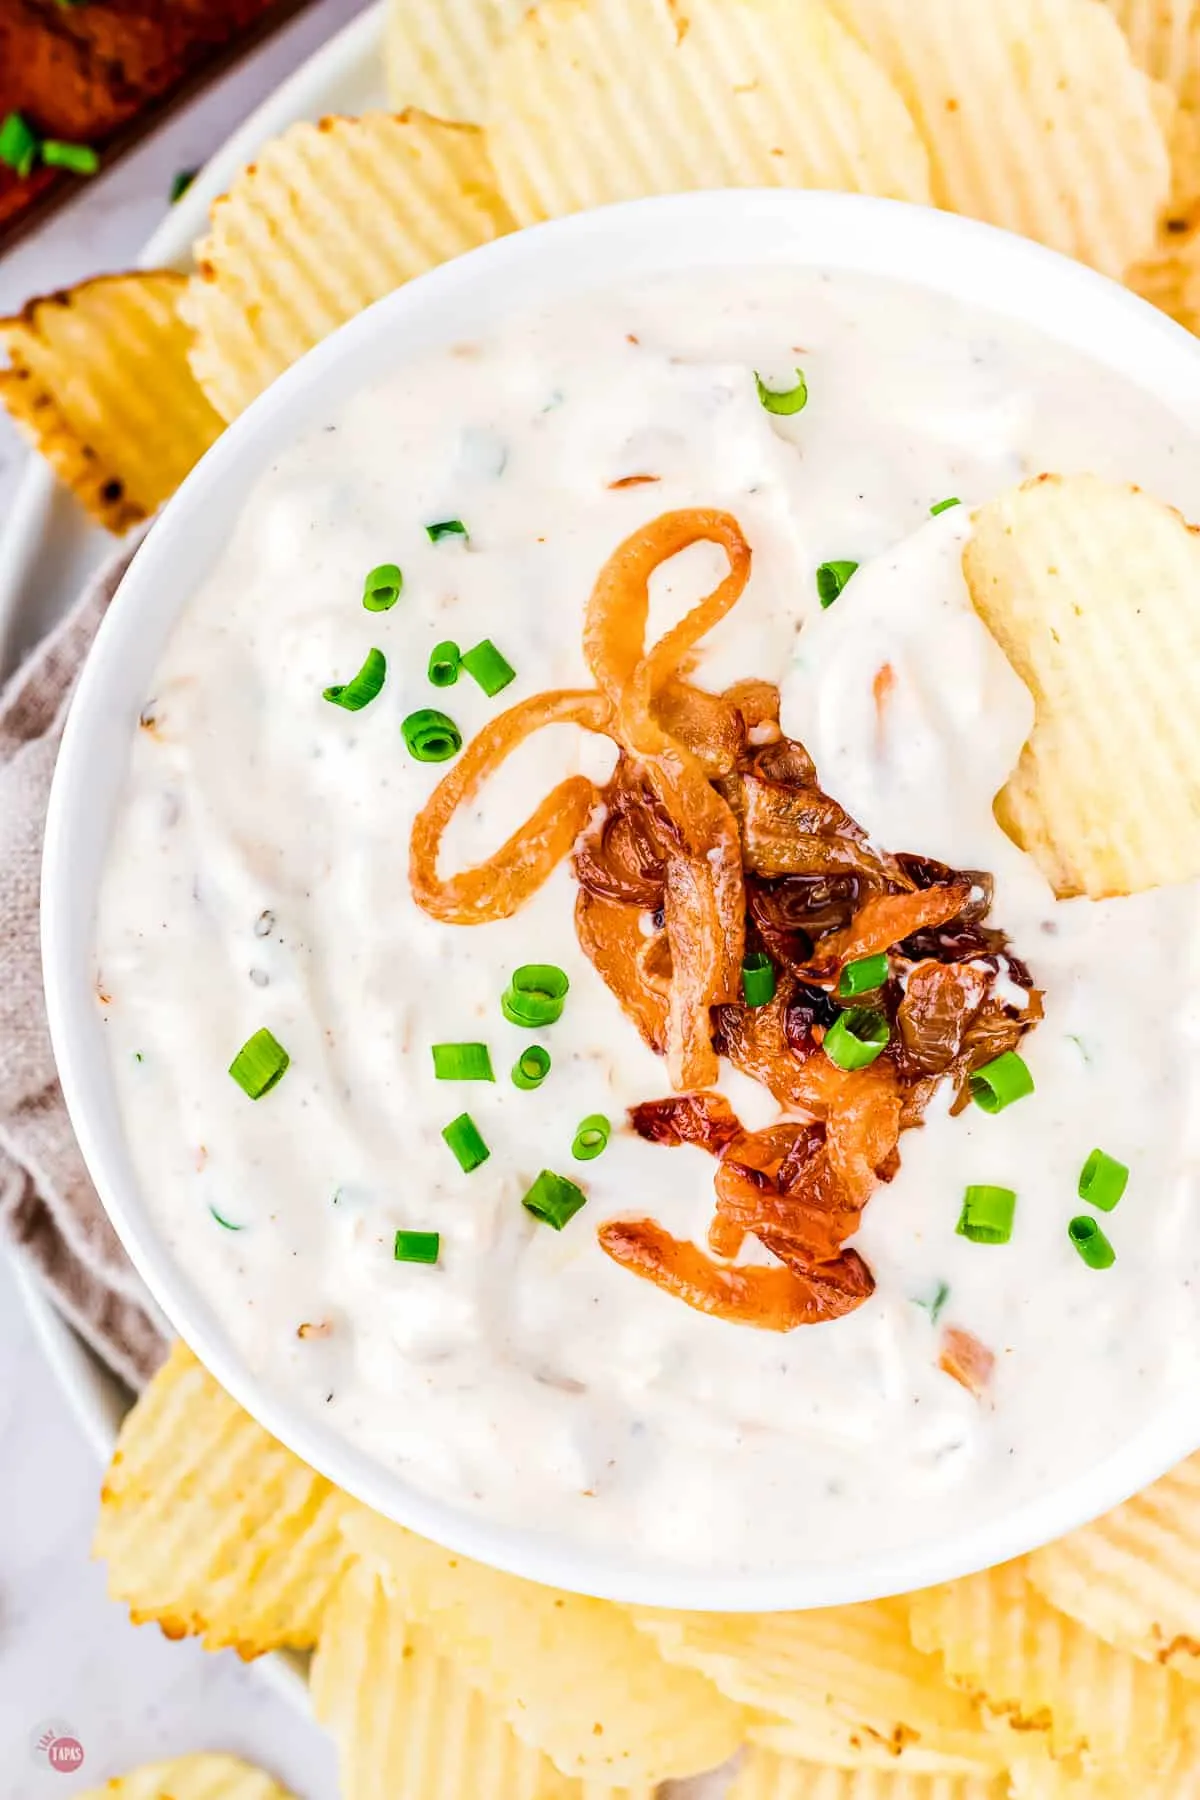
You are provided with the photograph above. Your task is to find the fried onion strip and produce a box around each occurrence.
[410,690,612,924]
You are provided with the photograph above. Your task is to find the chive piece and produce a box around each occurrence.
[837,953,888,997]
[754,368,808,416]
[956,1185,1017,1245]
[403,708,462,762]
[394,1229,440,1264]
[1069,1214,1116,1269]
[323,646,386,711]
[741,951,776,1008]
[431,1042,495,1082]
[229,1027,290,1099]
[1078,1148,1129,1213]
[170,168,197,203]
[816,560,859,609]
[930,496,961,516]
[442,1112,489,1173]
[461,638,516,698]
[501,964,569,1027]
[969,1050,1034,1115]
[426,519,468,543]
[823,1006,889,1071]
[362,562,402,611]
[0,113,39,178]
[428,640,461,687]
[209,1206,244,1231]
[522,1169,587,1230]
[512,1045,551,1090]
[571,1113,611,1161]
[915,1280,951,1324]
[41,140,100,175]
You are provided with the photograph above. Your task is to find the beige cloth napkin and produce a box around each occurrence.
[0,534,168,1390]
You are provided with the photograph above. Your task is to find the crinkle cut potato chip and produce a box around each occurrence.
[341,1507,747,1784]
[0,271,223,532]
[826,0,1170,276]
[727,1751,1009,1800]
[486,0,932,229]
[77,1754,295,1800]
[1028,1451,1200,1684]
[93,1339,352,1656]
[385,0,524,121]
[181,111,515,422]
[1102,0,1199,95]
[633,1602,1010,1774]
[907,1558,1196,1768]
[964,473,1200,898]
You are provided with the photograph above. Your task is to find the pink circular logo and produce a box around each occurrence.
[46,1737,85,1773]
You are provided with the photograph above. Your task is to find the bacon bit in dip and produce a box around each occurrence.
[939,1326,996,1399]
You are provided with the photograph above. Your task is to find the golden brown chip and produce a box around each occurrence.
[0,272,223,531]
[908,1558,1196,1766]
[182,111,515,421]
[487,0,932,228]
[727,1749,1009,1800]
[341,1508,747,1784]
[634,1601,1010,1774]
[828,0,1170,277]
[964,473,1200,896]
[1027,1452,1200,1684]
[77,1753,295,1800]
[93,1340,353,1656]
[1103,0,1198,94]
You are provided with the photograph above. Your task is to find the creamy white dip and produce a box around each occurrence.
[94,269,1200,1574]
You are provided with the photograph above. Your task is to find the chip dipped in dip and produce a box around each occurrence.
[93,267,1200,1576]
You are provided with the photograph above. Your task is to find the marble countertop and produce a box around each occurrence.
[0,6,367,1791]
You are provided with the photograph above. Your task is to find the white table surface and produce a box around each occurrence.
[0,6,369,1791]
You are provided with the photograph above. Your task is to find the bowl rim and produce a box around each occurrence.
[42,187,1200,1610]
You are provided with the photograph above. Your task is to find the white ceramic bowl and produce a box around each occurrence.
[42,190,1200,1611]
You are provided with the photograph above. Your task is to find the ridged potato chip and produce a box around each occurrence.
[964,473,1200,897]
[1028,1452,1200,1683]
[385,0,522,120]
[908,1558,1194,1766]
[1103,0,1198,94]
[182,111,515,422]
[487,0,932,228]
[94,1340,352,1655]
[1009,1752,1200,1798]
[77,1754,294,1800]
[633,1601,1008,1774]
[728,1749,1008,1800]
[828,0,1170,276]
[341,1509,746,1784]
[0,272,223,531]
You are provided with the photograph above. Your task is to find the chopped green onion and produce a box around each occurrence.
[170,168,197,204]
[571,1114,611,1161]
[323,646,386,711]
[502,964,569,1027]
[41,140,100,175]
[930,496,961,516]
[428,640,461,687]
[229,1027,290,1099]
[431,1042,495,1082]
[915,1280,951,1324]
[1069,1215,1115,1269]
[461,639,516,697]
[823,1006,889,1071]
[442,1112,489,1173]
[0,113,39,178]
[741,951,776,1008]
[969,1050,1034,1114]
[754,368,808,416]
[426,519,468,543]
[522,1169,587,1230]
[957,1185,1017,1245]
[394,1229,440,1264]
[403,708,462,762]
[837,953,888,997]
[209,1206,243,1232]
[362,562,403,611]
[816,560,859,608]
[1078,1148,1129,1212]
[512,1045,551,1090]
